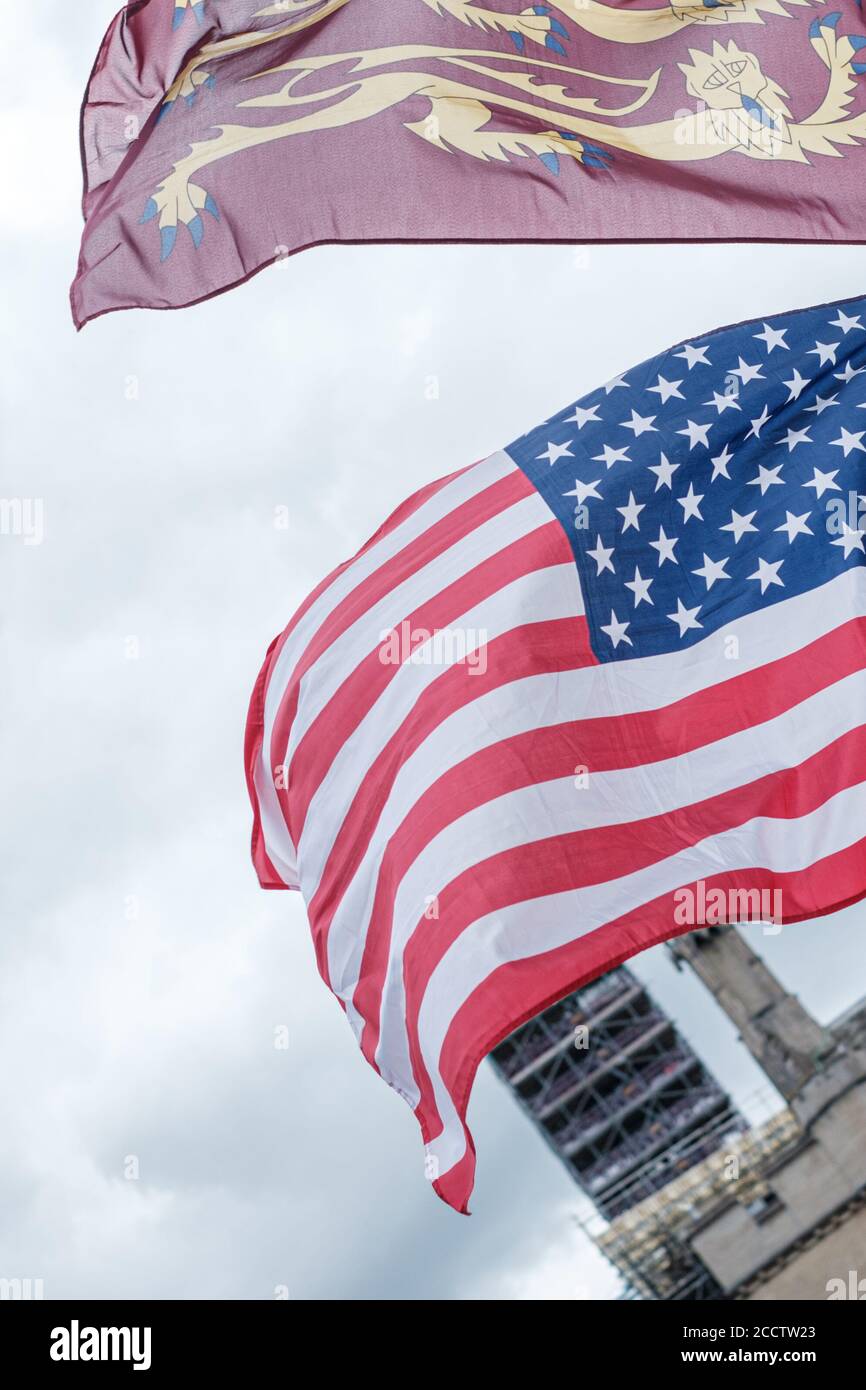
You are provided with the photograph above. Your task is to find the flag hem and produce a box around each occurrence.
[71,234,866,331]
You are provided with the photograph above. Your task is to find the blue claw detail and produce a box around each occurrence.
[185,92,197,107]
[545,35,566,54]
[156,100,174,123]
[812,11,841,37]
[551,130,614,172]
[550,18,568,37]
[532,5,550,12]
[159,225,177,261]
[173,1,205,28]
[850,34,866,50]
[853,61,866,73]
[188,214,204,249]
[204,74,216,90]
[581,141,614,169]
[204,193,219,220]
[508,30,525,51]
[139,198,159,224]
[540,151,560,175]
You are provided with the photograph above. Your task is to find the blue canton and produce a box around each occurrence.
[506,295,866,662]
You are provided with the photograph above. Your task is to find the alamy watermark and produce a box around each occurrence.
[827,1270,866,1300]
[0,497,44,546]
[378,620,488,674]
[0,1276,44,1300]
[674,879,782,932]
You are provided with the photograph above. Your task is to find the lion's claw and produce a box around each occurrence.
[508,5,570,53]
[140,181,219,260]
[173,1,205,30]
[538,132,614,175]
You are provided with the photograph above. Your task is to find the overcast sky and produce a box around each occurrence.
[2,1,866,1301]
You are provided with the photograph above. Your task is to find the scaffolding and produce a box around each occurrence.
[587,1105,801,1300]
[492,936,863,1299]
[490,965,744,1221]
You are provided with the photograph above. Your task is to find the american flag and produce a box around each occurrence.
[245,294,866,1213]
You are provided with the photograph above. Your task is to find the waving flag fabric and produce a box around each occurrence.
[73,0,866,326]
[246,293,866,1212]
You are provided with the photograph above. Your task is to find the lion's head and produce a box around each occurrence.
[678,39,789,117]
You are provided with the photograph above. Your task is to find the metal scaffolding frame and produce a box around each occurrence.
[492,939,861,1300]
[490,965,744,1221]
[588,1106,801,1300]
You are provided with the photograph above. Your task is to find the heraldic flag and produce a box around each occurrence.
[73,0,866,326]
[245,294,866,1211]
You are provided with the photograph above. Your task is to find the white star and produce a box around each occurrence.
[692,553,731,590]
[538,439,573,466]
[804,392,839,415]
[648,374,684,403]
[621,409,657,437]
[675,343,711,369]
[592,444,630,470]
[829,309,864,335]
[710,444,734,481]
[604,373,630,394]
[587,535,615,575]
[668,598,703,638]
[746,404,772,439]
[617,491,645,533]
[778,426,812,452]
[754,323,788,353]
[677,483,704,522]
[774,510,813,543]
[677,419,712,449]
[748,463,785,495]
[566,403,601,429]
[705,390,741,415]
[649,526,679,566]
[802,466,841,498]
[720,508,758,543]
[600,610,632,649]
[563,477,603,506]
[834,361,866,384]
[783,369,810,403]
[748,557,785,595]
[832,523,866,559]
[808,340,840,367]
[830,427,866,458]
[648,452,678,491]
[624,566,654,607]
[729,356,765,385]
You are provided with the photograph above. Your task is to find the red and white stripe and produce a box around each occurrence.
[245,452,866,1213]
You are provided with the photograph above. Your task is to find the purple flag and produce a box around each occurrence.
[73,0,866,327]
